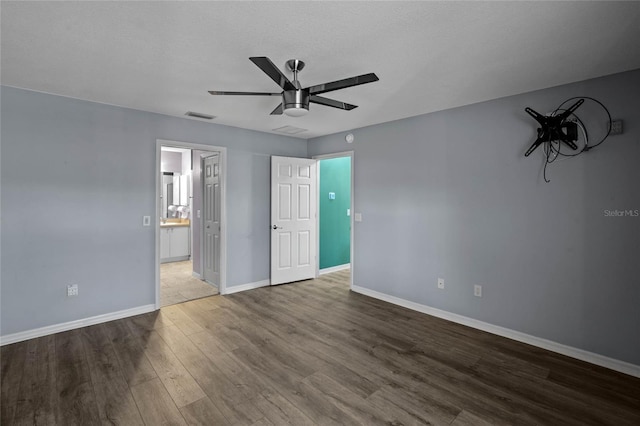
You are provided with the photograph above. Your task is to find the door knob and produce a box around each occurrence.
[272,225,280,230]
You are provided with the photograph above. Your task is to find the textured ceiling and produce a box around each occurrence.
[2,1,640,139]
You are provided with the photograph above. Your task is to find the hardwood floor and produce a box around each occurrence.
[2,269,640,425]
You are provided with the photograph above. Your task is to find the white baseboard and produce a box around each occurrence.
[351,285,640,378]
[160,255,190,264]
[223,279,270,295]
[0,304,156,346]
[320,263,351,275]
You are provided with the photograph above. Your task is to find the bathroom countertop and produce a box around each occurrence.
[160,220,190,228]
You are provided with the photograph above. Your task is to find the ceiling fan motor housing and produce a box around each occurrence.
[283,89,310,115]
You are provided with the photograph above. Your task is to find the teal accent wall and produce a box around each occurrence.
[319,157,351,269]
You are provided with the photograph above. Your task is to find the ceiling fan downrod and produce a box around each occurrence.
[286,59,305,88]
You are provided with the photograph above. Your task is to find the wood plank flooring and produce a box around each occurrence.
[2,269,640,425]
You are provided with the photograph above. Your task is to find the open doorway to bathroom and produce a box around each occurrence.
[158,143,224,307]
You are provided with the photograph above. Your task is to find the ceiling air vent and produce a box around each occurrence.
[272,125,308,135]
[185,111,215,120]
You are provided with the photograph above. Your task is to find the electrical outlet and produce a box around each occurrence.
[474,285,482,297]
[67,284,79,297]
[437,278,445,289]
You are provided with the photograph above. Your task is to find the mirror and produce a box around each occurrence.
[179,174,189,205]
[161,172,191,219]
[161,173,175,219]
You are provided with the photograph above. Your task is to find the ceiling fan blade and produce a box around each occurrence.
[307,73,379,95]
[270,103,283,115]
[208,91,280,96]
[249,57,296,91]
[310,95,357,111]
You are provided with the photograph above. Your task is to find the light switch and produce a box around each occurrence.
[354,213,362,222]
[347,209,350,216]
[143,216,151,226]
[329,192,335,200]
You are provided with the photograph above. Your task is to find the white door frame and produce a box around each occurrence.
[155,139,228,309]
[313,151,354,290]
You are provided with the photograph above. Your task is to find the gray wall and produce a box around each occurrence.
[308,69,640,365]
[0,86,306,336]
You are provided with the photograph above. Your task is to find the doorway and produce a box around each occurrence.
[156,140,227,309]
[313,151,354,289]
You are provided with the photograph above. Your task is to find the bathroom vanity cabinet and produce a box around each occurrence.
[160,224,190,263]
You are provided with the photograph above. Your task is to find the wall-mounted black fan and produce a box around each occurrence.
[209,57,379,117]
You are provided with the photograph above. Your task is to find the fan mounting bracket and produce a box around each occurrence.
[286,59,305,73]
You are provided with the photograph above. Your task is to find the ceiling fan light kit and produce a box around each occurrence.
[284,105,309,117]
[209,57,378,117]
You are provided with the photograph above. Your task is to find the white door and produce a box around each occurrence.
[271,156,317,285]
[203,154,221,285]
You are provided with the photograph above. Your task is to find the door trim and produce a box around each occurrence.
[155,139,228,309]
[313,151,354,290]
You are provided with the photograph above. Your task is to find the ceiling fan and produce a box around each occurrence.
[209,57,379,117]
